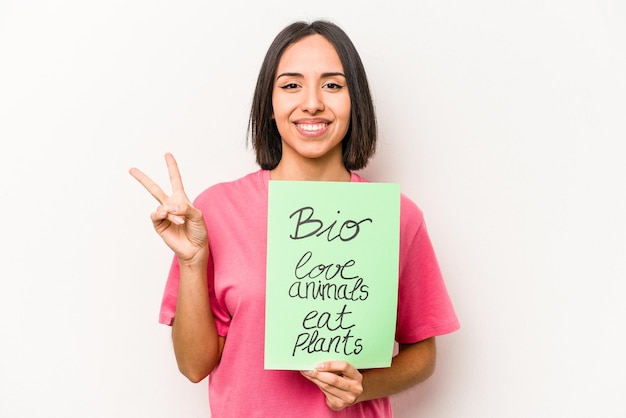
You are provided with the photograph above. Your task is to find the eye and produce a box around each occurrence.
[279,83,300,90]
[324,82,344,90]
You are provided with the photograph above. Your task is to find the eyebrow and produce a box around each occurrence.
[275,71,346,80]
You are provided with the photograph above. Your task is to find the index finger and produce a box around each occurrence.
[129,166,169,204]
[164,153,185,193]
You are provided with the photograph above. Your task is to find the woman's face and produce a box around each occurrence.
[272,34,351,169]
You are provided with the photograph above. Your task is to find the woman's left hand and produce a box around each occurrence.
[300,361,364,411]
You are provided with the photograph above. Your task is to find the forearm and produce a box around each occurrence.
[171,251,222,382]
[358,337,436,402]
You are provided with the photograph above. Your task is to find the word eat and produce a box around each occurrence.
[301,304,355,331]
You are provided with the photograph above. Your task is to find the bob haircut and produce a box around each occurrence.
[248,20,377,171]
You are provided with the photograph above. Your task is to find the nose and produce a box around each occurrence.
[300,87,324,114]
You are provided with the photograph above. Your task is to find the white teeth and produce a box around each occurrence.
[298,123,326,131]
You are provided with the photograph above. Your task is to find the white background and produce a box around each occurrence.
[1,1,625,417]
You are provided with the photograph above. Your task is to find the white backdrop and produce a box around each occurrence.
[1,1,625,417]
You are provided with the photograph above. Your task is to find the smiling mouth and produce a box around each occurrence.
[296,123,328,132]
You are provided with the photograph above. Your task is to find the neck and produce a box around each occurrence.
[270,159,350,182]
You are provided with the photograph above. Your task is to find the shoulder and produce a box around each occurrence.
[193,170,268,207]
[400,193,424,228]
[351,172,424,228]
[398,193,426,252]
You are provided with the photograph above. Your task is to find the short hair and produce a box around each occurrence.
[248,20,377,171]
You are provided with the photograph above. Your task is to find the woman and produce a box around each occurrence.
[130,20,459,417]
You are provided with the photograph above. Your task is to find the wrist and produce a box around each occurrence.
[178,246,209,269]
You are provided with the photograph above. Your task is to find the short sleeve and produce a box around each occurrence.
[158,252,232,337]
[158,255,179,326]
[395,196,460,343]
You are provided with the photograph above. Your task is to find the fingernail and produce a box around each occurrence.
[315,363,325,370]
[173,216,185,225]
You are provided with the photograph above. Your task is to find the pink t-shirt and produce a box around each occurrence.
[160,170,459,417]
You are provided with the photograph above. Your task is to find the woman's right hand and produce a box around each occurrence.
[129,153,208,264]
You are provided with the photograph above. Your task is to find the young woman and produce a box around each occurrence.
[130,20,459,417]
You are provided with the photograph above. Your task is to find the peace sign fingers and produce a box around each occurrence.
[164,152,186,196]
[129,153,208,263]
[129,166,169,205]
[129,153,186,205]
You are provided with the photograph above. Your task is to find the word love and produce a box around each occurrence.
[292,304,363,356]
[289,206,372,242]
[288,251,369,301]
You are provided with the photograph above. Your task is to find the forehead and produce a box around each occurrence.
[277,34,344,73]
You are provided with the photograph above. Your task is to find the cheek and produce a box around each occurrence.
[271,103,291,136]
[271,97,291,121]
[335,95,351,120]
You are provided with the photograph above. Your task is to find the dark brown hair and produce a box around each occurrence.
[248,20,377,171]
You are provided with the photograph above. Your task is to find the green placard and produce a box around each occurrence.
[265,180,401,370]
